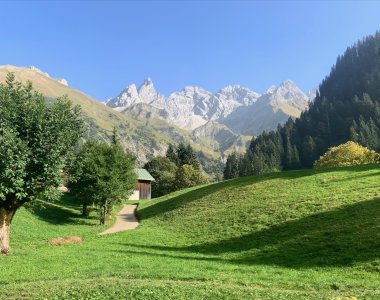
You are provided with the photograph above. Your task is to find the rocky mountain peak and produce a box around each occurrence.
[140,77,153,87]
[107,78,310,134]
[279,79,296,88]
[263,80,306,102]
[266,85,277,94]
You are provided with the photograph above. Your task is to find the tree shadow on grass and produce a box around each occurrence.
[128,198,380,268]
[25,194,94,225]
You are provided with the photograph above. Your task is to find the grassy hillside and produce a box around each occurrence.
[0,164,379,299]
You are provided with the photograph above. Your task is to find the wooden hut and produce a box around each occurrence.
[129,168,155,200]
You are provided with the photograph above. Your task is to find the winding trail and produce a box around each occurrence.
[100,204,139,235]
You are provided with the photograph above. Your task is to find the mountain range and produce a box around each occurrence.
[0,65,314,178]
[106,78,313,136]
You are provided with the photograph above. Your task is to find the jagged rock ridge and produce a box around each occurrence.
[107,78,314,135]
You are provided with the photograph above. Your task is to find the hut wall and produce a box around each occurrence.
[136,180,151,199]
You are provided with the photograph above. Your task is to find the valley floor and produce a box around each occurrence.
[0,164,379,299]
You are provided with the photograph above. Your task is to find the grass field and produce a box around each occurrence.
[0,164,379,299]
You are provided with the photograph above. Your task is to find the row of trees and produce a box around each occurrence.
[0,75,137,254]
[225,31,380,179]
[144,143,208,197]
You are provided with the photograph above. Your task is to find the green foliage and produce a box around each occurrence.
[0,164,379,299]
[179,144,200,170]
[197,151,224,182]
[223,151,241,179]
[144,156,178,197]
[165,144,178,165]
[68,140,136,224]
[144,144,208,197]
[174,164,208,190]
[167,142,201,170]
[225,131,283,178]
[111,126,121,146]
[314,141,380,168]
[0,76,82,207]
[0,73,84,204]
[0,73,84,253]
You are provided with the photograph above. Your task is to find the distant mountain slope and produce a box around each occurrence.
[107,78,312,136]
[0,65,229,174]
[221,80,309,135]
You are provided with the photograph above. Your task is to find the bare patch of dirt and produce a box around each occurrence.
[48,236,82,245]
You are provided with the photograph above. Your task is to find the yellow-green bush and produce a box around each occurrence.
[314,141,380,168]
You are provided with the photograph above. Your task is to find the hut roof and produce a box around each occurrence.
[135,168,155,182]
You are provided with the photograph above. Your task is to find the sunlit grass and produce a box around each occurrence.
[0,164,379,299]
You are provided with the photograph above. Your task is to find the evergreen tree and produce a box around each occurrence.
[165,144,178,165]
[224,152,240,179]
[111,126,121,146]
[176,143,187,166]
[185,144,200,169]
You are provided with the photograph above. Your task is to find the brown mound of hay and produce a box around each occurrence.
[48,236,82,245]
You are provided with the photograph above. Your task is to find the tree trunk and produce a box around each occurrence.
[82,203,88,217]
[99,205,105,225]
[0,208,16,254]
[99,200,108,225]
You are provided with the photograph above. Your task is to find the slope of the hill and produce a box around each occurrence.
[0,65,225,172]
[137,164,380,267]
[0,164,379,299]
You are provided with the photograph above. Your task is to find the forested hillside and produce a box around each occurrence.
[225,31,380,178]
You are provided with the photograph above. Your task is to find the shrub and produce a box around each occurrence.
[175,164,208,190]
[314,141,380,168]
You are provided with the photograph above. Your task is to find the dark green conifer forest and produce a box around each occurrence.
[225,31,380,179]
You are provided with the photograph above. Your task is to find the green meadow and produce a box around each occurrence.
[0,164,379,299]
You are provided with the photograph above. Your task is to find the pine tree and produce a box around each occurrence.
[224,152,240,179]
[165,144,178,165]
[111,126,121,146]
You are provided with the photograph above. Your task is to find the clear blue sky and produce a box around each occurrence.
[1,1,380,100]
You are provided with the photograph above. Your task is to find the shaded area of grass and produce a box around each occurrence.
[0,164,379,299]
[126,197,380,268]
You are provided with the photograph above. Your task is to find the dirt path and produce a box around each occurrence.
[100,204,139,235]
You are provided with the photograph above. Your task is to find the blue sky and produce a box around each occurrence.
[1,1,380,100]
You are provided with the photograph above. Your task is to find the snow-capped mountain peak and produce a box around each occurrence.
[107,78,310,133]
[266,85,277,94]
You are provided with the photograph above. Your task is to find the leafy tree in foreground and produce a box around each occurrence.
[314,141,380,168]
[0,73,84,254]
[68,141,136,225]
